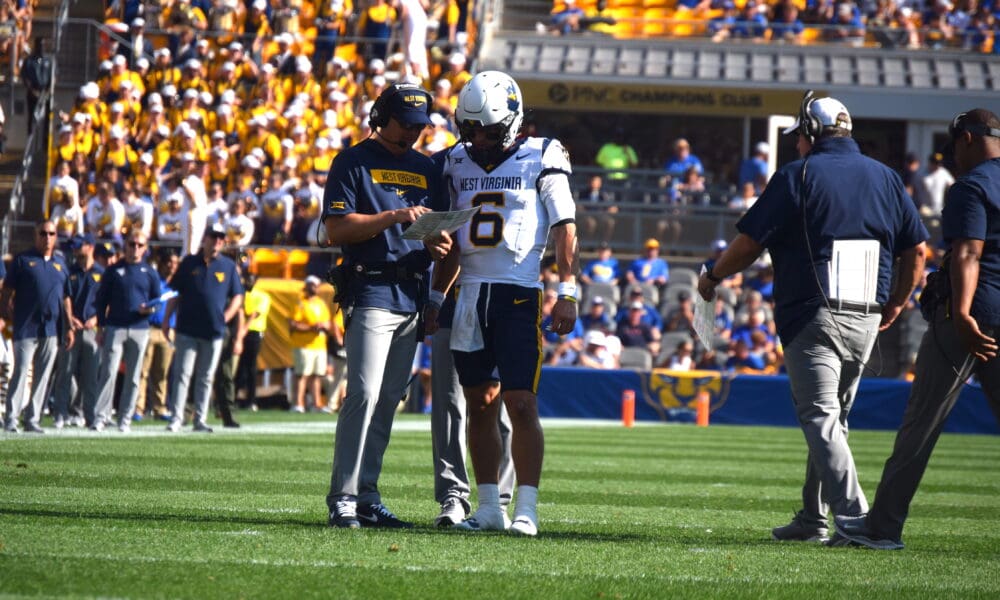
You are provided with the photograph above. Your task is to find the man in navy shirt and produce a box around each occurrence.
[52,233,103,429]
[698,93,928,545]
[93,231,161,432]
[2,221,73,433]
[163,223,244,433]
[836,108,1000,551]
[323,83,450,529]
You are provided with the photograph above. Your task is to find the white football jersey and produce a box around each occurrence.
[441,137,575,288]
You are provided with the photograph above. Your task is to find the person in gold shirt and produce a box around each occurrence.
[236,274,270,411]
[147,48,182,95]
[289,275,332,413]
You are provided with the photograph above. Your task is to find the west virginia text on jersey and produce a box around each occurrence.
[442,137,575,288]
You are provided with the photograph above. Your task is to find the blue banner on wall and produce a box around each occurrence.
[536,367,998,435]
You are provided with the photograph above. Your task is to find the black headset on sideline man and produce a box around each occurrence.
[368,83,433,130]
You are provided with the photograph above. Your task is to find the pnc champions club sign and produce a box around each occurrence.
[520,81,801,117]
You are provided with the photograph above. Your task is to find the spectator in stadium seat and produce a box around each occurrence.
[85,181,125,242]
[581,242,620,286]
[49,161,83,240]
[314,0,350,67]
[595,127,638,182]
[676,165,707,204]
[726,338,766,371]
[664,290,696,335]
[580,296,614,332]
[358,0,396,62]
[663,339,695,371]
[625,238,669,288]
[575,330,617,369]
[730,181,759,211]
[548,0,587,35]
[258,172,295,244]
[122,186,154,239]
[900,152,922,199]
[738,142,770,195]
[770,1,805,42]
[616,301,661,357]
[825,2,866,44]
[732,308,774,349]
[713,296,733,340]
[616,286,664,330]
[577,175,616,247]
[663,137,703,181]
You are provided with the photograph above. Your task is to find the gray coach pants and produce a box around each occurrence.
[93,327,151,427]
[4,336,58,430]
[431,327,515,510]
[783,307,880,528]
[169,333,223,429]
[865,307,1000,539]
[53,328,99,422]
[327,308,418,509]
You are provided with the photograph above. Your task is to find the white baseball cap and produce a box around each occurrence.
[584,330,606,347]
[783,96,852,135]
[754,141,770,154]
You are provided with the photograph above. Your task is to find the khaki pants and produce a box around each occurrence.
[140,327,174,416]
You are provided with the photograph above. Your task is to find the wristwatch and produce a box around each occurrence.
[704,266,723,284]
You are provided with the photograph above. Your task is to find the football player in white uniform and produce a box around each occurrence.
[426,71,579,536]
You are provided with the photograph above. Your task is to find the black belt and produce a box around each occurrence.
[830,299,882,314]
[353,263,424,283]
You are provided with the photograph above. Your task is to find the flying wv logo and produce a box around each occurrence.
[505,82,519,112]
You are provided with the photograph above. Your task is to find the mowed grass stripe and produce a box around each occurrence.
[2,419,999,598]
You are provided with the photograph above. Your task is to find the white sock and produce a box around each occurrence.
[513,485,538,522]
[477,484,500,511]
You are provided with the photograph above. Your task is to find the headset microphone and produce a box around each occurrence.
[375,130,409,150]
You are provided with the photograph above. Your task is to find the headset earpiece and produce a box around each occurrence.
[799,89,821,144]
[368,83,433,131]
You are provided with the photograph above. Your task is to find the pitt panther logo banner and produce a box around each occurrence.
[642,369,730,420]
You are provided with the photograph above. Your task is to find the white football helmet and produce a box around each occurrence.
[456,71,524,150]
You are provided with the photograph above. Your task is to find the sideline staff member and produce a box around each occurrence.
[698,92,928,543]
[836,108,1000,550]
[323,83,450,529]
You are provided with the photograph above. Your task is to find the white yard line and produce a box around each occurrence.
[0,418,657,439]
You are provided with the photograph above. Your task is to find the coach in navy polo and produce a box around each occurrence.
[163,223,243,433]
[698,93,928,544]
[53,233,104,429]
[323,82,449,529]
[2,221,73,433]
[92,231,160,432]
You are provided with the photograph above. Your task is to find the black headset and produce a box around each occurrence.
[368,83,432,130]
[949,111,1000,141]
[798,89,822,144]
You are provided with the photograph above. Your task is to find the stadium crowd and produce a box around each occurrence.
[546,0,999,53]
[0,0,949,429]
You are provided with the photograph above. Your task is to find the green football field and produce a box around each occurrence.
[1,414,998,599]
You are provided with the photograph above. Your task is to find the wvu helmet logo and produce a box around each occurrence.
[642,369,729,420]
[215,272,225,283]
[505,83,519,112]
